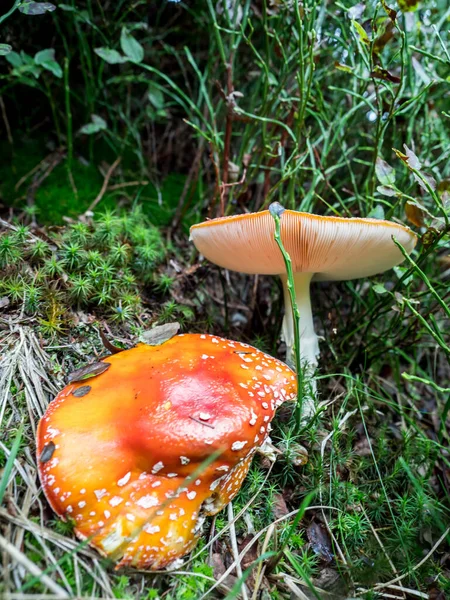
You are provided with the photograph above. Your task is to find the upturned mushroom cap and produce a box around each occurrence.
[37,334,296,570]
[190,210,417,280]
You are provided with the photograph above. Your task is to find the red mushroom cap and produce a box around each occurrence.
[37,334,296,570]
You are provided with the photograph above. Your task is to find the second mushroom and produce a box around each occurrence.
[190,208,417,414]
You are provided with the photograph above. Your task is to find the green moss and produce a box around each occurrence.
[0,139,200,228]
[0,206,167,334]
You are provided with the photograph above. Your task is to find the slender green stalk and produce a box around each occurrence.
[0,0,21,25]
[402,372,450,394]
[402,296,449,354]
[269,202,304,430]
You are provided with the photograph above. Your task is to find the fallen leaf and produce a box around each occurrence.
[40,441,55,463]
[273,493,289,519]
[99,328,124,354]
[239,534,259,570]
[140,322,180,346]
[210,553,238,589]
[0,297,10,309]
[67,362,111,383]
[72,385,92,398]
[307,521,333,563]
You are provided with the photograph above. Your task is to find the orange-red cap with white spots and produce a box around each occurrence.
[37,334,296,570]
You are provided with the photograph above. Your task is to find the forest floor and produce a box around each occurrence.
[1,1,450,599]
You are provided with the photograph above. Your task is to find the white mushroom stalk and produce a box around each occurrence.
[280,271,318,371]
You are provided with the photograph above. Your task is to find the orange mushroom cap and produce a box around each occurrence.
[37,333,296,570]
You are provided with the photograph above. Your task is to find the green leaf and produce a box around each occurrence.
[41,60,62,77]
[377,184,398,197]
[34,48,62,77]
[34,48,55,63]
[0,44,12,56]
[373,283,389,295]
[20,50,34,65]
[367,204,385,220]
[94,47,127,64]
[79,114,107,135]
[5,51,23,67]
[403,144,421,170]
[7,49,42,79]
[352,20,370,45]
[375,157,396,186]
[148,86,164,109]
[18,2,56,15]
[120,27,144,63]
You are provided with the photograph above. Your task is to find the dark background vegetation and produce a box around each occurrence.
[0,0,449,598]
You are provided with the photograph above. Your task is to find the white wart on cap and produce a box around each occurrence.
[190,209,417,402]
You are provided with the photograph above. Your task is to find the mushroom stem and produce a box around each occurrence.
[280,272,319,372]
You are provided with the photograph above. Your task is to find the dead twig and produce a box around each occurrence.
[0,95,13,145]
[107,180,149,191]
[25,149,66,224]
[228,502,249,600]
[83,156,122,217]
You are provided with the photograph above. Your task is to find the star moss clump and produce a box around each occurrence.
[0,207,166,334]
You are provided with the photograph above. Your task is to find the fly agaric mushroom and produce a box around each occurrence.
[190,208,417,383]
[37,333,296,570]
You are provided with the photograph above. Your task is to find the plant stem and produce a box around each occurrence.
[269,202,304,430]
[0,0,21,25]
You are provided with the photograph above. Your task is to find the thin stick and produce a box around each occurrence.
[0,96,13,145]
[228,502,249,600]
[0,534,70,598]
[251,523,274,600]
[107,180,148,191]
[84,156,121,215]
